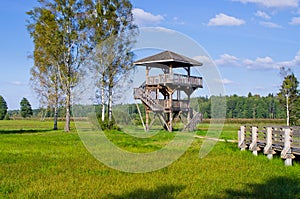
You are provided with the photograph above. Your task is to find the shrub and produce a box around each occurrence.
[4,114,10,120]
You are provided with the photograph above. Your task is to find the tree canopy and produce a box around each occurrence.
[20,97,33,118]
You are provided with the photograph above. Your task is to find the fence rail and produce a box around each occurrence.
[238,126,300,166]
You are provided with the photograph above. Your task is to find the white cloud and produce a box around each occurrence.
[193,55,212,65]
[173,17,185,25]
[289,17,300,25]
[255,11,271,19]
[259,21,283,28]
[132,8,164,26]
[150,27,177,33]
[208,13,245,26]
[243,56,280,70]
[215,54,240,66]
[279,50,300,67]
[9,81,25,86]
[232,0,298,8]
[216,50,300,70]
[219,78,235,85]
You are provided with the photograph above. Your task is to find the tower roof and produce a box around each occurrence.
[134,50,203,68]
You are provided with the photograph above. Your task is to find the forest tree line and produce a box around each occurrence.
[196,93,285,119]
[6,93,288,120]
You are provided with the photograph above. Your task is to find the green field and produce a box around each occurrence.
[1,120,300,198]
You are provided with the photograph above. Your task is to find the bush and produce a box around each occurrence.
[4,114,10,120]
[95,112,120,131]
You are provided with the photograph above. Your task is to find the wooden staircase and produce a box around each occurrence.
[134,87,163,112]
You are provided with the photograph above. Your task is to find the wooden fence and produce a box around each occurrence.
[238,126,300,166]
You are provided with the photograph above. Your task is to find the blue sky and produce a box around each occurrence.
[1,0,300,110]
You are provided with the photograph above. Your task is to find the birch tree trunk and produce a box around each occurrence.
[65,76,71,132]
[108,85,113,122]
[53,105,58,130]
[101,81,105,122]
[286,94,289,126]
[65,93,71,132]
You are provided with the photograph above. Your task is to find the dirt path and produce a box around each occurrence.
[194,135,237,143]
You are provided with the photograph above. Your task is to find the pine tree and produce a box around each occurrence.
[0,95,8,120]
[20,97,33,118]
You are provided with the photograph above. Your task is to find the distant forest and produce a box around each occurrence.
[8,92,285,120]
[195,93,285,119]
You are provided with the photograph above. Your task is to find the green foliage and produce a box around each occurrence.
[98,116,120,131]
[0,95,8,120]
[95,111,120,130]
[20,97,33,118]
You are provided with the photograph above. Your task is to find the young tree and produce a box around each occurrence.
[27,0,89,131]
[20,97,33,118]
[278,68,299,126]
[0,95,8,120]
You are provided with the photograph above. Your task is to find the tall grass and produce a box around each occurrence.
[0,120,300,198]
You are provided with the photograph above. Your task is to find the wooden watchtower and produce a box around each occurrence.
[133,50,203,132]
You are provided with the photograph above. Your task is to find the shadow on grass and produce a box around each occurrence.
[211,176,300,199]
[0,129,53,134]
[109,185,185,199]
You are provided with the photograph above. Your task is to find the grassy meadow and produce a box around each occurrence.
[1,119,300,198]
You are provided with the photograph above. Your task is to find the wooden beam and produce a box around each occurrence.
[158,113,171,132]
[135,102,147,132]
[146,110,149,132]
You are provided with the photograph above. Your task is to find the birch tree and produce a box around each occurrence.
[28,8,62,130]
[27,0,88,132]
[278,67,299,126]
[84,0,137,123]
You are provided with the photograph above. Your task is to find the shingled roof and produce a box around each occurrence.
[134,50,203,68]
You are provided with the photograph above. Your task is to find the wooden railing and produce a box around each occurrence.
[238,126,300,166]
[146,73,202,87]
[134,88,190,112]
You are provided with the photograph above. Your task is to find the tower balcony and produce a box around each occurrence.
[146,73,203,88]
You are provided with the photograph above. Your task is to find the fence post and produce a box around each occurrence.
[264,127,275,160]
[238,126,246,151]
[249,126,258,156]
[281,128,295,166]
